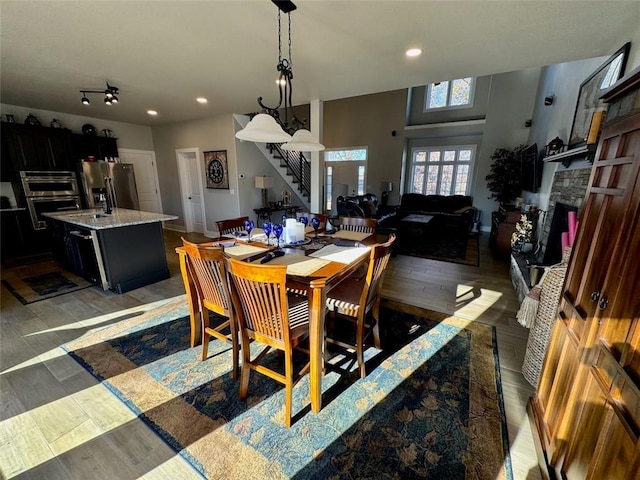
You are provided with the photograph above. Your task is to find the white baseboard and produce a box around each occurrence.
[163,224,186,233]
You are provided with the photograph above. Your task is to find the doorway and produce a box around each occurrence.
[119,149,162,213]
[323,147,367,213]
[176,148,205,233]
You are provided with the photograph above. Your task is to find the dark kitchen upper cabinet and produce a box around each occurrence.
[71,134,119,162]
[2,122,75,172]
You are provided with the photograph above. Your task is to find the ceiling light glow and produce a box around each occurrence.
[196,97,208,104]
[147,110,158,116]
[406,48,422,57]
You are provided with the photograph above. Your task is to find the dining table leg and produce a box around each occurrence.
[178,251,201,348]
[309,281,327,413]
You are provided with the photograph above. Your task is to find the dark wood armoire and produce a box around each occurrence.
[529,66,640,479]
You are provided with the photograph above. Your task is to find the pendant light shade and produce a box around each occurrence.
[235,114,292,143]
[281,129,324,152]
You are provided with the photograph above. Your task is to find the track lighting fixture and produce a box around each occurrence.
[79,81,120,106]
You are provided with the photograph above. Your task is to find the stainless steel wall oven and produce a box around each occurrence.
[20,171,81,230]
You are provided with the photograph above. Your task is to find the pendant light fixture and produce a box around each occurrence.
[79,81,119,106]
[235,1,324,152]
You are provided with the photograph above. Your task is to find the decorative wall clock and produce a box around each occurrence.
[204,150,229,189]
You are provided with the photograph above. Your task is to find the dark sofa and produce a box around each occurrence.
[336,193,398,224]
[392,193,476,236]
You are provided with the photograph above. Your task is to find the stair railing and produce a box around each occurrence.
[269,142,311,200]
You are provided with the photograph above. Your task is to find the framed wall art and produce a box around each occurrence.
[568,42,630,149]
[204,150,229,189]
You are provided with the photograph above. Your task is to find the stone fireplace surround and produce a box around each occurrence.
[539,167,591,264]
[510,166,592,300]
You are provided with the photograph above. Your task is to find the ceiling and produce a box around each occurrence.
[1,1,639,127]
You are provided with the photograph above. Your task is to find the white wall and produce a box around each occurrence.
[0,103,154,150]
[151,115,239,233]
[524,57,608,214]
[471,68,541,228]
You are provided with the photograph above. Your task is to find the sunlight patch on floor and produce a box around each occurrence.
[454,284,503,321]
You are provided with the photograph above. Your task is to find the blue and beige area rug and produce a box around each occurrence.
[64,296,512,479]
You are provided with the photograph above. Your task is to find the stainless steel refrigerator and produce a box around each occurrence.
[79,162,140,210]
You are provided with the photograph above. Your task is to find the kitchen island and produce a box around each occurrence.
[44,208,178,293]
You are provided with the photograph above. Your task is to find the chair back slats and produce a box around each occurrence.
[362,234,395,309]
[182,240,230,316]
[227,259,290,345]
[216,216,249,236]
[339,216,377,234]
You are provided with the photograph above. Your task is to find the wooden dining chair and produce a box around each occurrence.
[339,216,378,234]
[325,233,396,378]
[226,257,311,427]
[216,216,249,236]
[296,212,328,230]
[182,239,239,379]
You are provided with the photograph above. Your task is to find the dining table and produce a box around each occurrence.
[175,228,384,413]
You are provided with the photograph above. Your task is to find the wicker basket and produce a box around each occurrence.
[521,246,572,387]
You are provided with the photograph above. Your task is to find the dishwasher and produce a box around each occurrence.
[67,228,99,283]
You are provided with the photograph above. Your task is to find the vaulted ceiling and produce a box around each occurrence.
[1,1,639,126]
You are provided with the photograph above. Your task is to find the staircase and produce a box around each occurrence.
[234,114,311,209]
[267,143,310,202]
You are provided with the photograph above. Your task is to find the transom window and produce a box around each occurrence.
[425,77,475,110]
[409,145,475,196]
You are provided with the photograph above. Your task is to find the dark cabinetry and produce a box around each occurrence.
[1,210,51,265]
[1,123,74,173]
[51,219,98,283]
[71,134,118,161]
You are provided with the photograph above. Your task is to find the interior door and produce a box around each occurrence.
[119,149,162,213]
[176,149,204,233]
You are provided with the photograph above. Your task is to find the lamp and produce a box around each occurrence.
[381,181,393,206]
[235,1,324,152]
[255,175,274,207]
[79,81,120,106]
[281,129,324,152]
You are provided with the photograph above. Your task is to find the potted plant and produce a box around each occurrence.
[486,145,526,207]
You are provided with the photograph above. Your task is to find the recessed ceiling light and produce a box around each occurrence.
[147,110,158,116]
[196,97,208,104]
[406,48,422,57]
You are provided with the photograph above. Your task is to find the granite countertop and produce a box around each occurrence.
[43,208,179,230]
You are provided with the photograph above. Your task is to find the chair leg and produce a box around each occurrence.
[201,309,210,361]
[284,348,294,428]
[372,300,381,349]
[230,320,239,381]
[239,337,251,400]
[357,313,366,379]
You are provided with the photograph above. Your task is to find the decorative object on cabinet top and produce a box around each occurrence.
[24,113,41,127]
[50,118,63,129]
[82,123,97,136]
